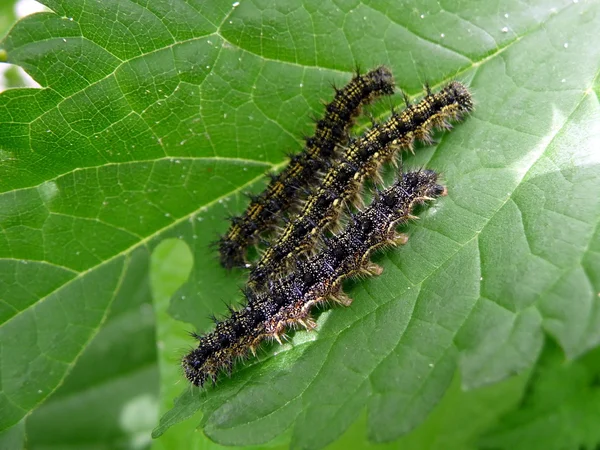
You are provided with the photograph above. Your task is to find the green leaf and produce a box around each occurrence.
[0,418,25,450]
[480,339,600,450]
[149,238,288,450]
[23,247,160,449]
[0,0,40,91]
[328,370,529,450]
[0,0,599,449]
[0,0,16,41]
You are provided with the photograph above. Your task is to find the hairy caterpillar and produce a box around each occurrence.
[217,66,396,269]
[184,169,445,387]
[247,81,472,290]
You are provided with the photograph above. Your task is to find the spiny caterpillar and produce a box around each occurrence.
[248,81,473,289]
[183,170,445,387]
[217,66,396,269]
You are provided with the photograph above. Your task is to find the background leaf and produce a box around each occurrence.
[480,338,600,450]
[23,246,159,449]
[329,369,529,450]
[0,0,17,41]
[0,0,44,92]
[0,0,599,449]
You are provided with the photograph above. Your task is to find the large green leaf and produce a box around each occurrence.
[0,0,599,449]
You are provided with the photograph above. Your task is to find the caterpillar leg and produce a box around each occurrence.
[331,291,354,307]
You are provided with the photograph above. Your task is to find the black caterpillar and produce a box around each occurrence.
[183,169,445,387]
[218,66,396,269]
[247,81,473,290]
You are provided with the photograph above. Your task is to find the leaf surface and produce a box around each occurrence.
[0,0,598,448]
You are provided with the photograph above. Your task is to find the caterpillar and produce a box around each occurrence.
[217,66,396,269]
[247,81,472,290]
[183,169,445,387]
